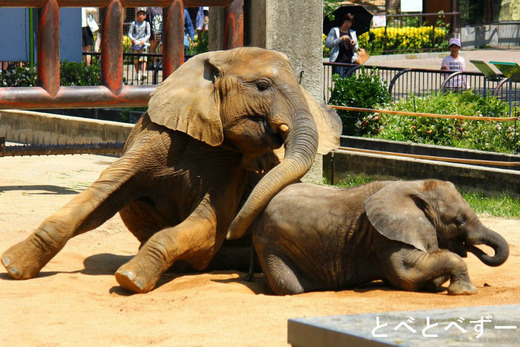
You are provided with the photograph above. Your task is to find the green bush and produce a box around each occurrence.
[60,60,101,86]
[186,31,209,56]
[0,61,101,87]
[0,65,37,87]
[328,67,391,135]
[366,91,519,153]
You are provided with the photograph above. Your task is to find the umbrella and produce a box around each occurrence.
[323,5,373,37]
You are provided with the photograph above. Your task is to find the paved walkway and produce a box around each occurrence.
[366,47,520,72]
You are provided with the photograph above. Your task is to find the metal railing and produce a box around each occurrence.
[0,0,242,110]
[323,62,520,111]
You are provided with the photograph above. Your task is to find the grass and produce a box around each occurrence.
[328,174,520,219]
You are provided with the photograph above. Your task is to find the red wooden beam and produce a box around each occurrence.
[0,86,154,109]
[0,1,235,8]
[100,0,124,94]
[0,0,244,109]
[162,0,185,79]
[37,0,60,96]
[223,0,243,49]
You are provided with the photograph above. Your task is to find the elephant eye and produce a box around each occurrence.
[256,80,270,91]
[454,216,466,227]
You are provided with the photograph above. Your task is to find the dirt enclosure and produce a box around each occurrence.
[1,154,519,346]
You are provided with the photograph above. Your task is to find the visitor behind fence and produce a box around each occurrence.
[81,7,98,66]
[441,37,468,90]
[128,8,151,81]
[184,8,196,51]
[146,6,163,68]
[325,12,359,78]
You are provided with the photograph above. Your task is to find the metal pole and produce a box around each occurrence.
[29,8,34,67]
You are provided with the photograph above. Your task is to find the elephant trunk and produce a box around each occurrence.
[467,226,509,267]
[226,108,319,240]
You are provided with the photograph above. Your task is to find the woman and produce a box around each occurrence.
[325,13,359,77]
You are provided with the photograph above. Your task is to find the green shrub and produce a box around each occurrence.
[367,91,519,153]
[186,31,209,56]
[0,60,101,87]
[60,60,101,86]
[328,67,391,135]
[0,65,37,87]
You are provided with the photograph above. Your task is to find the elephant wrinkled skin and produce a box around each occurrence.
[252,180,509,295]
[1,47,342,293]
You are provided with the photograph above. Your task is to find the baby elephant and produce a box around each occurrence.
[252,180,509,295]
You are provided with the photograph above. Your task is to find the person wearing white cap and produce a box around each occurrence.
[441,37,467,89]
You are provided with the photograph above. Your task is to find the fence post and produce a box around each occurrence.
[432,17,436,48]
[37,0,60,97]
[162,0,185,80]
[515,109,518,154]
[101,1,124,95]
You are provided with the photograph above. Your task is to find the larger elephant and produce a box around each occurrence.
[252,180,509,295]
[1,47,342,293]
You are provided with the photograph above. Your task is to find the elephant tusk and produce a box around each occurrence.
[279,124,289,133]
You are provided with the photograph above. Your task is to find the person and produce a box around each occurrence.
[184,8,196,52]
[325,12,359,78]
[128,8,151,81]
[196,6,209,34]
[81,7,98,66]
[146,6,163,67]
[441,37,468,90]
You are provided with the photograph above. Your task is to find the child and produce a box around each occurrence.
[128,9,151,81]
[441,37,467,89]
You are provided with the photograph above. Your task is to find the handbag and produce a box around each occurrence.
[87,14,99,32]
[354,48,370,65]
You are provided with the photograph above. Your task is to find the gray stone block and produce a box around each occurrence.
[288,305,520,346]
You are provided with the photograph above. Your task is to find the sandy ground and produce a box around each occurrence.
[1,154,519,346]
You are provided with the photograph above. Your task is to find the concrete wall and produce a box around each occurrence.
[0,110,133,145]
[325,150,520,195]
[461,23,520,49]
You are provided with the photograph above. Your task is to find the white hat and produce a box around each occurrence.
[449,38,461,47]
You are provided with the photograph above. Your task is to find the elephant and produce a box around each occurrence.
[251,179,509,295]
[1,47,342,293]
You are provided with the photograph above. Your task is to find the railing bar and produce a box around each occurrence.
[37,0,60,96]
[0,1,235,8]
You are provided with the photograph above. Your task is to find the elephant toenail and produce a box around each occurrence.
[134,278,145,291]
[10,267,21,278]
[1,256,10,267]
[118,270,136,281]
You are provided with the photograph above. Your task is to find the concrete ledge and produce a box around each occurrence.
[324,149,520,195]
[288,304,520,346]
[0,109,133,145]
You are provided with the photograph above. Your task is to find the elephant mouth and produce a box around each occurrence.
[259,117,285,149]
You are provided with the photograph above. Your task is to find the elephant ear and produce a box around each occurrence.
[147,51,223,146]
[300,86,342,155]
[365,181,438,252]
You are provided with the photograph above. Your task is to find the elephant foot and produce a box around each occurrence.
[1,237,51,280]
[447,280,477,295]
[115,259,163,294]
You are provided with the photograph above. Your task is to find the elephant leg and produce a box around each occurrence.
[1,155,139,280]
[385,248,477,295]
[254,241,311,295]
[115,199,224,293]
[119,199,172,246]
